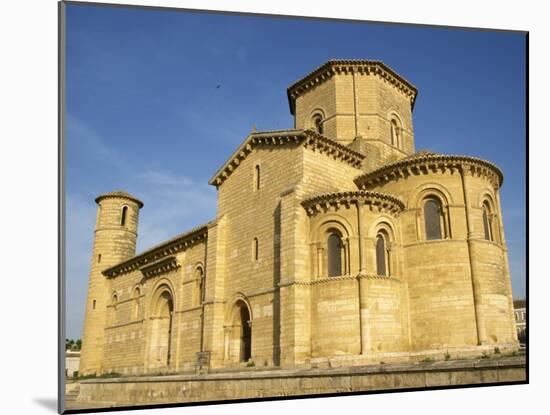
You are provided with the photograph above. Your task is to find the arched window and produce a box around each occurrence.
[254,165,261,191]
[390,117,402,149]
[424,198,444,240]
[376,233,389,276]
[133,287,141,320]
[327,232,343,277]
[482,201,494,241]
[120,206,128,226]
[194,266,205,306]
[252,237,259,261]
[111,294,118,325]
[312,113,324,135]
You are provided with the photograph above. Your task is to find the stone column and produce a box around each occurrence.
[495,190,520,343]
[279,189,311,367]
[201,217,228,368]
[460,166,487,345]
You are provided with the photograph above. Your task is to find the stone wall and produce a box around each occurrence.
[75,356,525,408]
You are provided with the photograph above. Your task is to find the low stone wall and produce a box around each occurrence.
[76,356,525,408]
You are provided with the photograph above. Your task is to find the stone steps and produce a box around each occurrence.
[65,386,80,402]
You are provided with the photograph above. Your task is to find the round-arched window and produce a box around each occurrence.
[327,232,342,277]
[424,198,444,240]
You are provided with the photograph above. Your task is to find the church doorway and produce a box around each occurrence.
[148,287,174,370]
[239,303,251,362]
[225,299,252,364]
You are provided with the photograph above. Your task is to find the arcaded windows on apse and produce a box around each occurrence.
[423,197,449,240]
[481,199,500,243]
[327,232,343,277]
[375,231,390,276]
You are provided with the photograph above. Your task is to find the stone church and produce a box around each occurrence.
[79,59,519,377]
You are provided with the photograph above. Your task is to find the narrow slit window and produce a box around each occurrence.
[97,254,102,263]
[253,237,259,261]
[254,165,260,191]
[92,299,96,310]
[120,206,128,226]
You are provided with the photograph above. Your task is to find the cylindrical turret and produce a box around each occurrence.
[79,190,143,375]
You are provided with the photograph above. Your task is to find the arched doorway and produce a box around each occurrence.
[148,287,174,370]
[225,299,252,364]
[239,304,251,362]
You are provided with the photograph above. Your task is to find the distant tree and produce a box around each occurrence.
[65,339,74,350]
[65,338,82,351]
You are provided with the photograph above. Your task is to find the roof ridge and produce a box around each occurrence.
[208,129,364,187]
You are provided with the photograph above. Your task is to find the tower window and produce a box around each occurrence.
[390,118,401,148]
[120,206,128,226]
[252,237,259,261]
[92,299,96,310]
[312,114,324,135]
[254,165,261,191]
[327,232,343,277]
[97,254,101,263]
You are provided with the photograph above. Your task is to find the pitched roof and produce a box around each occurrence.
[95,190,144,208]
[287,59,418,115]
[208,129,365,188]
[102,220,215,278]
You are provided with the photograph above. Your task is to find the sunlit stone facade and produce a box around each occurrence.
[79,60,518,376]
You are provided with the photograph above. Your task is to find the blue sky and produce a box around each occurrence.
[65,4,526,339]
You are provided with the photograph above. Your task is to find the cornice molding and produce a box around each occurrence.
[102,222,213,278]
[208,129,364,188]
[301,190,405,217]
[279,274,403,287]
[287,60,418,115]
[140,256,180,279]
[95,190,144,208]
[354,153,503,190]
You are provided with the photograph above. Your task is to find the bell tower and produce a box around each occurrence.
[287,60,418,171]
[79,190,143,375]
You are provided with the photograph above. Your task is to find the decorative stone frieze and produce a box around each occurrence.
[139,256,180,279]
[208,129,365,188]
[279,274,402,287]
[301,190,405,217]
[354,152,503,190]
[287,59,418,114]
